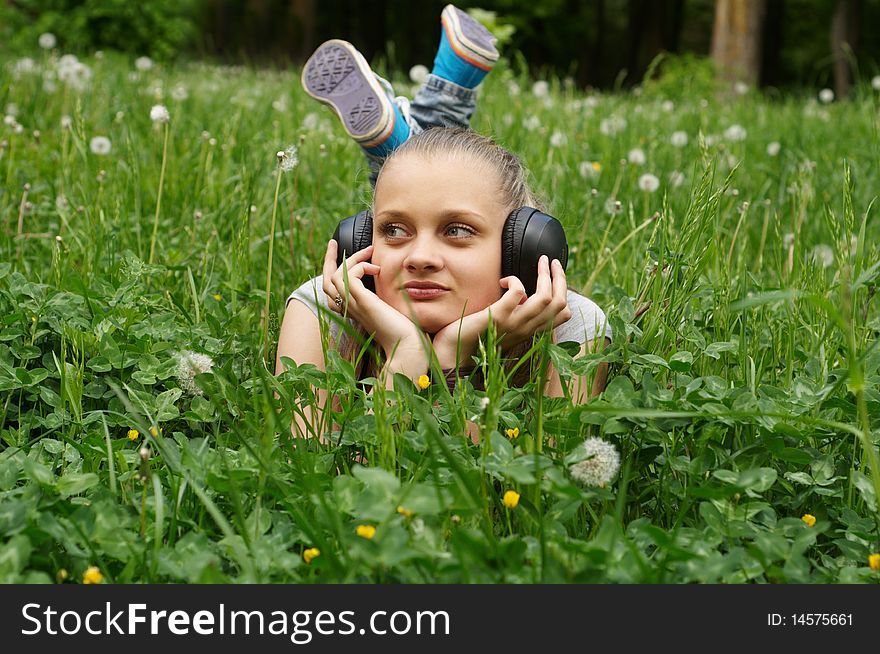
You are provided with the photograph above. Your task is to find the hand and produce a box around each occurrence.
[322,239,426,355]
[432,255,572,366]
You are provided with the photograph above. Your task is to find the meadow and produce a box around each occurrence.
[1,47,879,583]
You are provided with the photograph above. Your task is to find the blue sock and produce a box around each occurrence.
[431,27,490,89]
[362,104,411,157]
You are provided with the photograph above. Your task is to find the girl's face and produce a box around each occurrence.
[371,152,507,334]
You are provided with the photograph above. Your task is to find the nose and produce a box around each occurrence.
[402,235,443,272]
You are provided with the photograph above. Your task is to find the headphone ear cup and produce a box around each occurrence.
[500,207,568,296]
[332,210,375,292]
[501,206,531,281]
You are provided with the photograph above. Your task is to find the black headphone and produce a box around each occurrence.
[332,207,568,296]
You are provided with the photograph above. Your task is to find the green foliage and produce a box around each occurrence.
[641,53,720,100]
[0,52,879,584]
[0,0,199,60]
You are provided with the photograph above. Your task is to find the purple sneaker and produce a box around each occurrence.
[301,39,409,155]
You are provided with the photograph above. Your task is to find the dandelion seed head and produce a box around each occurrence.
[627,148,646,165]
[13,57,37,77]
[818,88,834,104]
[670,131,688,148]
[872,76,880,91]
[171,84,188,101]
[135,56,154,72]
[668,170,685,188]
[409,64,429,84]
[766,141,781,156]
[811,244,834,268]
[150,104,170,124]
[278,145,299,172]
[638,173,660,193]
[523,115,541,131]
[724,124,747,141]
[176,350,214,396]
[604,197,623,216]
[734,81,749,95]
[569,437,621,487]
[549,130,567,148]
[532,80,549,97]
[38,32,57,49]
[89,136,111,155]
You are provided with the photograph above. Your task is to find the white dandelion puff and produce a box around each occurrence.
[661,100,674,112]
[872,75,880,91]
[13,57,37,77]
[38,32,57,49]
[599,115,626,136]
[409,64,429,84]
[670,131,688,148]
[604,197,623,216]
[171,84,188,101]
[668,170,685,188]
[549,130,567,148]
[638,173,660,193]
[532,80,549,97]
[89,136,111,155]
[150,104,170,123]
[135,56,154,72]
[818,88,834,104]
[523,115,541,131]
[176,350,214,396]
[627,148,646,165]
[766,141,781,156]
[60,115,72,129]
[782,233,795,249]
[578,161,600,180]
[734,81,749,95]
[811,244,834,268]
[277,145,299,172]
[569,437,621,487]
[724,124,747,141]
[506,80,521,96]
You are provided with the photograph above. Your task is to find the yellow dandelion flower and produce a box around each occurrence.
[212,293,222,301]
[503,490,520,509]
[355,524,376,539]
[869,553,880,572]
[801,514,817,527]
[396,505,413,518]
[591,161,602,172]
[303,548,320,564]
[505,427,520,438]
[127,428,139,441]
[82,566,103,584]
[149,426,158,437]
[417,374,430,390]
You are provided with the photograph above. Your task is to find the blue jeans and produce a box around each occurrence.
[364,74,477,187]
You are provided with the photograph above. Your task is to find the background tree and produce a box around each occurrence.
[710,0,767,87]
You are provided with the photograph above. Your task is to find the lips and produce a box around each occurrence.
[402,281,449,300]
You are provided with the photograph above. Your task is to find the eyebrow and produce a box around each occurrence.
[375,209,489,226]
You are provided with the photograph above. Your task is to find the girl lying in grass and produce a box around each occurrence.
[275,6,611,440]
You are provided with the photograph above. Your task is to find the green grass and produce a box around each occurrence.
[1,50,879,583]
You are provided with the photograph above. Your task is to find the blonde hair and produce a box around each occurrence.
[376,127,545,214]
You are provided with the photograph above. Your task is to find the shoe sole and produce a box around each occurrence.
[441,5,499,71]
[301,39,394,146]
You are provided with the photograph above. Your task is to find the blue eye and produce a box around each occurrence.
[379,223,407,239]
[447,224,475,238]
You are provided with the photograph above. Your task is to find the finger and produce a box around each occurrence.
[322,239,338,291]
[342,244,374,267]
[550,258,569,313]
[534,255,553,301]
[499,276,527,309]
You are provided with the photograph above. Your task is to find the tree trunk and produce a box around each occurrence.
[831,0,860,99]
[710,0,767,86]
